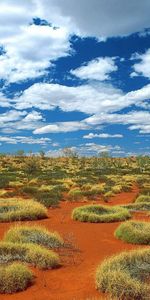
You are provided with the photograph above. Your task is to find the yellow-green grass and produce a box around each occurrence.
[0,242,60,269]
[0,198,47,222]
[4,225,64,249]
[0,263,33,294]
[135,195,150,203]
[72,204,131,223]
[96,248,150,300]
[122,202,150,212]
[115,220,150,245]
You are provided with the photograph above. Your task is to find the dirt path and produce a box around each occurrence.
[0,185,148,300]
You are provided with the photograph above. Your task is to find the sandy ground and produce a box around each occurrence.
[0,186,149,300]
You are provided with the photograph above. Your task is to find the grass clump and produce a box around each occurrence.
[0,263,33,294]
[96,248,150,300]
[72,204,131,223]
[115,220,150,244]
[4,225,64,249]
[0,198,47,222]
[135,195,150,203]
[122,202,150,212]
[0,242,60,269]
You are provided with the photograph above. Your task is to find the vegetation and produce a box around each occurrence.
[0,263,33,294]
[115,220,150,244]
[135,194,150,203]
[4,225,64,249]
[0,242,60,269]
[72,204,131,223]
[122,202,150,211]
[96,248,150,300]
[0,198,47,221]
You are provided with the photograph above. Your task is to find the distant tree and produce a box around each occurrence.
[62,147,78,158]
[16,150,25,157]
[39,150,45,159]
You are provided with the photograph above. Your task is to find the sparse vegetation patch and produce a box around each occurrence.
[72,204,131,223]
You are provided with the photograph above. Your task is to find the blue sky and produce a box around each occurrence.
[0,0,150,156]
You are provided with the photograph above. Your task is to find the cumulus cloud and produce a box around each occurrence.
[13,82,150,115]
[85,111,150,134]
[131,49,150,78]
[70,57,117,81]
[0,24,71,83]
[83,133,123,139]
[33,121,90,134]
[0,135,51,145]
[0,110,44,133]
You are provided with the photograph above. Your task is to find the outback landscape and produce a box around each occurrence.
[0,154,149,300]
[0,1,150,299]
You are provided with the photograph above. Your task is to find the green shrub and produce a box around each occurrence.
[0,263,33,294]
[35,190,61,207]
[115,220,150,244]
[68,188,83,201]
[0,198,47,222]
[122,202,150,211]
[96,248,150,300]
[4,225,64,249]
[112,185,122,193]
[0,242,60,269]
[0,175,10,188]
[21,185,38,195]
[135,195,150,203]
[72,204,131,223]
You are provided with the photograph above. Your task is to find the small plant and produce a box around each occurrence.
[135,194,150,203]
[122,202,150,211]
[115,220,150,244]
[96,248,150,299]
[0,242,60,269]
[72,204,131,223]
[0,198,47,221]
[4,225,64,249]
[68,188,83,201]
[0,263,33,294]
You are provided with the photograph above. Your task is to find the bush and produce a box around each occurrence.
[4,225,64,249]
[35,190,61,207]
[68,188,83,201]
[0,263,33,294]
[72,204,131,223]
[0,198,47,221]
[135,195,150,203]
[21,185,38,195]
[96,248,150,299]
[112,185,122,193]
[122,202,150,211]
[115,220,150,244]
[0,242,60,269]
[0,175,10,188]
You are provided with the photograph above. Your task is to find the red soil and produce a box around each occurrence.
[0,186,148,300]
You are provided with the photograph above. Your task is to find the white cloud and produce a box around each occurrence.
[71,57,117,81]
[131,49,150,78]
[0,24,71,83]
[0,135,51,145]
[13,82,150,115]
[0,110,44,133]
[33,121,90,134]
[85,110,150,134]
[83,133,123,139]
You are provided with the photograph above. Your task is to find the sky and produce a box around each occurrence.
[0,0,150,157]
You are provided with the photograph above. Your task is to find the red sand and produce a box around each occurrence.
[0,186,148,300]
